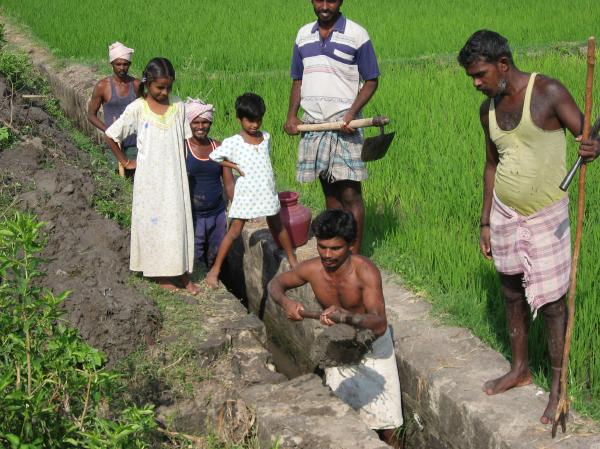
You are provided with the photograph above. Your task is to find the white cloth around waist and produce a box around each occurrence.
[325,326,403,430]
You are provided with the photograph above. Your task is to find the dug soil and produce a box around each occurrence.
[0,75,160,364]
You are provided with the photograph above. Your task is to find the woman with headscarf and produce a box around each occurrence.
[185,98,234,268]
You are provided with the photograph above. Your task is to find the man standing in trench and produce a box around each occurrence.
[458,30,600,424]
[87,41,140,176]
[269,209,403,448]
[284,0,380,253]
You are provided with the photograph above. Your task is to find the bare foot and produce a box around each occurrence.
[540,393,559,425]
[181,274,201,295]
[482,369,532,395]
[157,277,180,292]
[205,270,220,289]
[540,367,562,425]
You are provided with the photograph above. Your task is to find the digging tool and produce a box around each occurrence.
[552,36,595,438]
[299,309,363,327]
[296,116,395,162]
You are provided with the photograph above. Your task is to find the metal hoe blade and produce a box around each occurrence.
[361,127,396,162]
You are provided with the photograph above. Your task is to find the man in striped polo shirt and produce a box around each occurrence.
[284,0,380,254]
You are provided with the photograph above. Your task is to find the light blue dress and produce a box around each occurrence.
[210,132,280,219]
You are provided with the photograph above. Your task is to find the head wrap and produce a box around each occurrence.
[185,97,214,123]
[108,41,134,63]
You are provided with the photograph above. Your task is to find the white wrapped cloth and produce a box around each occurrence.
[325,326,403,429]
[185,97,214,123]
[109,41,134,63]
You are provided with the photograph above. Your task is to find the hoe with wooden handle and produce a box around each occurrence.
[297,116,395,162]
[299,309,364,327]
[552,36,595,438]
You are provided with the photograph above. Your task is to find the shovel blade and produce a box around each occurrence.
[361,131,395,162]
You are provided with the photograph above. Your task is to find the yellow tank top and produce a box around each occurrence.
[490,73,567,216]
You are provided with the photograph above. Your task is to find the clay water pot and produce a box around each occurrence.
[272,191,311,248]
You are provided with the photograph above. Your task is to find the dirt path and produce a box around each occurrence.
[0,76,160,364]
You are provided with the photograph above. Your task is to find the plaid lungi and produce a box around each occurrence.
[296,112,367,183]
[490,192,571,313]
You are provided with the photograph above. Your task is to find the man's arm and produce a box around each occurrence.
[133,79,141,98]
[268,263,312,321]
[284,79,303,136]
[550,79,600,160]
[218,160,244,177]
[341,78,379,133]
[87,80,108,132]
[354,260,387,336]
[479,100,499,260]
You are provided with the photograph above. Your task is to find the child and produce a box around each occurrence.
[185,98,234,268]
[205,93,298,288]
[105,57,199,294]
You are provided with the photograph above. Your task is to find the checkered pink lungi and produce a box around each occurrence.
[490,192,571,312]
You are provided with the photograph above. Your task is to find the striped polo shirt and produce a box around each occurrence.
[291,14,380,122]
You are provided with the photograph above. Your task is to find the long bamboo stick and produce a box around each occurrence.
[552,36,595,438]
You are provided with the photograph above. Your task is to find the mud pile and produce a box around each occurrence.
[0,78,160,364]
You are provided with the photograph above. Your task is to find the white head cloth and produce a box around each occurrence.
[108,41,134,63]
[185,97,214,123]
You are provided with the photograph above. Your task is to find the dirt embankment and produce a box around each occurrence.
[0,77,160,364]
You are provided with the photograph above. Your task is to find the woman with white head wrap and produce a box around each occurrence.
[184,98,234,268]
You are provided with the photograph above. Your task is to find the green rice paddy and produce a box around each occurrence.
[1,0,599,417]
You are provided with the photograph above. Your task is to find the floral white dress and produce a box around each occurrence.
[105,96,195,277]
[209,132,280,219]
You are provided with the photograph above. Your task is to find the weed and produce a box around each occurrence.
[0,212,156,448]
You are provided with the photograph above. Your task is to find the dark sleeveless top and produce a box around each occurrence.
[186,139,226,217]
[103,78,137,148]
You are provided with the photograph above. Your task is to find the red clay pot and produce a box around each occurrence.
[272,191,312,248]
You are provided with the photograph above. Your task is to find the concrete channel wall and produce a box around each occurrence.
[4,18,599,449]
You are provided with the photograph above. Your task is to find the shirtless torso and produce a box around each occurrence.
[269,234,388,337]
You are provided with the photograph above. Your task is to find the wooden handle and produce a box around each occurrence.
[299,309,362,326]
[118,162,125,177]
[297,116,389,132]
[555,35,595,429]
[299,309,344,322]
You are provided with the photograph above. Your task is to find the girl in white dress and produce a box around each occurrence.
[205,93,298,288]
[105,57,199,294]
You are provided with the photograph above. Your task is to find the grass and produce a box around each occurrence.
[1,0,599,419]
[120,276,212,403]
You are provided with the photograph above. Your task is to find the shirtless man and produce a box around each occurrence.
[268,209,403,448]
[458,30,600,424]
[87,41,140,176]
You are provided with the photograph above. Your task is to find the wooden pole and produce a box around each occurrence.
[552,36,595,438]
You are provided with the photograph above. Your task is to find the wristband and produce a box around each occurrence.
[480,223,490,228]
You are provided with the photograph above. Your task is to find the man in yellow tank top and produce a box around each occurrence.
[458,30,599,425]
